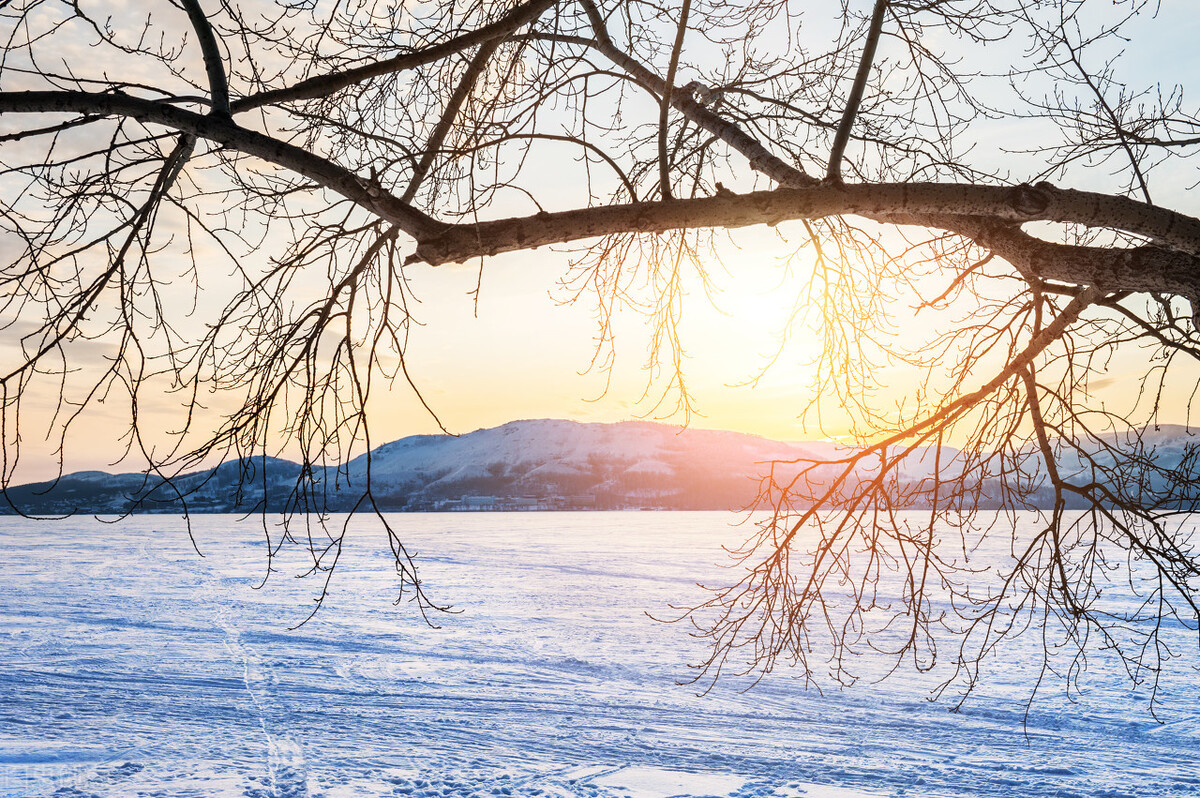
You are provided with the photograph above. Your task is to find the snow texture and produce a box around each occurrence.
[0,512,1197,797]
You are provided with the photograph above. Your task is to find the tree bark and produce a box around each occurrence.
[6,90,1199,299]
[0,90,447,241]
[410,183,1200,300]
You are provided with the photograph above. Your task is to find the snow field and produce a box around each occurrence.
[0,512,1196,797]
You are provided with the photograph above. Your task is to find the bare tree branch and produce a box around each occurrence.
[826,0,889,182]
[2,0,1199,702]
[230,0,560,113]
[177,0,230,116]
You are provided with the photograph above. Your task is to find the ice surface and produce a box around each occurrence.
[0,512,1197,797]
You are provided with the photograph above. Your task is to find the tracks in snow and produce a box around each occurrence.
[215,592,321,797]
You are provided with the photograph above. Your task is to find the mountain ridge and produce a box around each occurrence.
[0,419,818,515]
[3,418,1196,515]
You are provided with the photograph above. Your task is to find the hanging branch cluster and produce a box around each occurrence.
[0,0,1198,696]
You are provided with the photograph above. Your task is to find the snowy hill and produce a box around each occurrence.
[4,419,1197,515]
[0,420,820,514]
[0,456,304,516]
[339,419,817,510]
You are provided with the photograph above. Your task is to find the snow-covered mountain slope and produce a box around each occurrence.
[0,456,303,516]
[4,419,1197,514]
[342,419,816,510]
[358,419,793,476]
[0,420,820,514]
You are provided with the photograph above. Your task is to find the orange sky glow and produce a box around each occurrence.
[5,2,1200,482]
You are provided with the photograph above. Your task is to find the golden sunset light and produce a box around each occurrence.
[2,0,1200,795]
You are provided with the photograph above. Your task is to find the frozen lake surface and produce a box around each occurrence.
[0,512,1197,797]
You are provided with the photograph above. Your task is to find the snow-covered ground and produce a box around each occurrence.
[0,512,1196,797]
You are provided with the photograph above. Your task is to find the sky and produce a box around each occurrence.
[369,0,1200,456]
[18,226,846,480]
[369,230,837,441]
[3,0,1200,481]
